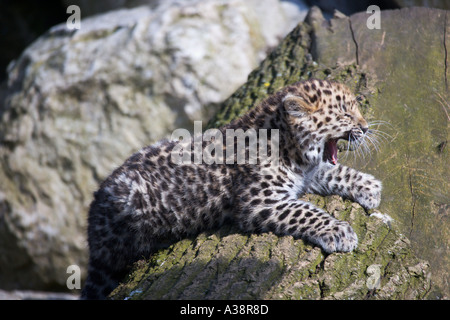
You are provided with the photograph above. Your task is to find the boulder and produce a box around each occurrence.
[112,6,448,299]
[0,0,307,290]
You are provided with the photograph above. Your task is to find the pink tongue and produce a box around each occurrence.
[329,140,338,165]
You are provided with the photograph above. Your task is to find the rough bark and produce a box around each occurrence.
[111,195,430,300]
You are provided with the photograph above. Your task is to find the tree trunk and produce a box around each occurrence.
[111,195,430,300]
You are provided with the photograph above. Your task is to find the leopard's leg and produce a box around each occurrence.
[236,197,358,253]
[307,163,382,210]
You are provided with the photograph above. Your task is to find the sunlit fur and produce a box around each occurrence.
[82,79,382,299]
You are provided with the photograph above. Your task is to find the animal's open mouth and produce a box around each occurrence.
[323,132,350,165]
[324,139,339,165]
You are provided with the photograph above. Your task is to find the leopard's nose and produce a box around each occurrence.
[360,125,368,134]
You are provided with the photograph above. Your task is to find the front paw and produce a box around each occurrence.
[314,220,358,253]
[354,178,382,209]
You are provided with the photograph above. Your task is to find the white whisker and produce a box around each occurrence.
[364,133,380,153]
[338,120,391,164]
[368,120,394,128]
[368,129,392,141]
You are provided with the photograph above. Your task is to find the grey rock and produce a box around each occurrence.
[0,0,308,290]
[0,289,78,300]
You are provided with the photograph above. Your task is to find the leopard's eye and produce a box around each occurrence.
[356,95,364,102]
[344,113,352,118]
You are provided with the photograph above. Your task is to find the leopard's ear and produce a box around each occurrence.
[283,94,318,115]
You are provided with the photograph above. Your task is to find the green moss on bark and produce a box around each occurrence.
[111,195,431,300]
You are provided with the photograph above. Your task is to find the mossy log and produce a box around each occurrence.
[111,195,430,300]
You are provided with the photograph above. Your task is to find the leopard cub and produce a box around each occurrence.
[82,79,382,299]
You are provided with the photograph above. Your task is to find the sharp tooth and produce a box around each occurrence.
[332,154,338,165]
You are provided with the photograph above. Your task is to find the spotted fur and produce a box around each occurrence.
[82,79,382,299]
